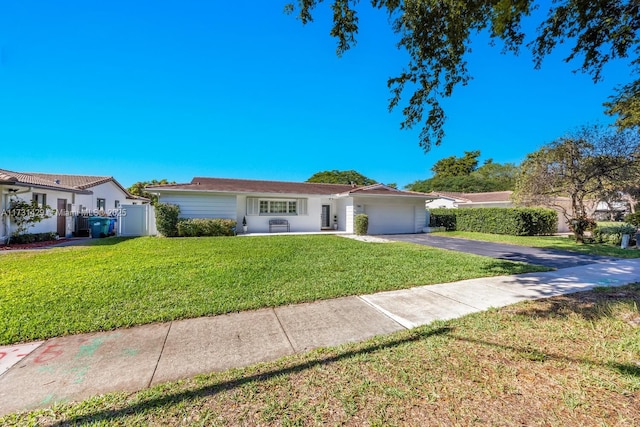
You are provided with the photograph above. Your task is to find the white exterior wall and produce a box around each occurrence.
[426,198,458,209]
[1,187,77,238]
[75,181,136,214]
[239,194,321,233]
[159,192,237,219]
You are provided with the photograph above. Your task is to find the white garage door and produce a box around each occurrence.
[365,204,415,234]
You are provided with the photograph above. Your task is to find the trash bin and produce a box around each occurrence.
[621,234,631,249]
[108,218,117,236]
[87,217,110,238]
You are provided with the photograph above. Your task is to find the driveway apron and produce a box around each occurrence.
[383,234,620,269]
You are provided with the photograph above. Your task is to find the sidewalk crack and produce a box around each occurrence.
[148,322,172,388]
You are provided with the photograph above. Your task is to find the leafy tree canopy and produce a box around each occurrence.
[513,124,640,242]
[405,151,518,192]
[128,179,176,205]
[286,1,640,151]
[306,170,377,186]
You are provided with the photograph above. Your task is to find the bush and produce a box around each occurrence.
[429,209,457,231]
[624,212,640,228]
[429,207,557,235]
[176,218,237,237]
[355,214,368,235]
[10,232,58,245]
[592,224,637,246]
[155,203,180,237]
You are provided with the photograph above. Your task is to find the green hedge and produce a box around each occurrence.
[177,218,237,237]
[429,208,557,236]
[9,232,58,245]
[355,214,369,235]
[155,203,181,237]
[592,224,637,246]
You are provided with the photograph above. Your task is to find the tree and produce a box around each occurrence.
[431,150,480,178]
[404,151,517,192]
[287,1,640,151]
[128,179,175,205]
[306,170,377,185]
[7,196,52,238]
[513,125,640,242]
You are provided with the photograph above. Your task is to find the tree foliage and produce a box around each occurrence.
[405,151,517,192]
[306,170,377,185]
[286,1,640,151]
[128,179,175,205]
[513,125,640,242]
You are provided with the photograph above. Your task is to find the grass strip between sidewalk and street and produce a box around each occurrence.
[0,235,548,345]
[2,284,639,425]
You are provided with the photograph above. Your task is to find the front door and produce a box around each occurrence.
[321,205,331,228]
[57,199,67,237]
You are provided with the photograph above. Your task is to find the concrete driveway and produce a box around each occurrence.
[383,234,620,269]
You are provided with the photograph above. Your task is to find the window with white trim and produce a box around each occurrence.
[32,193,47,208]
[247,197,307,215]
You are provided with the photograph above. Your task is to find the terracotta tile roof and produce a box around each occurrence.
[26,172,143,200]
[147,177,433,198]
[0,168,89,193]
[26,173,114,189]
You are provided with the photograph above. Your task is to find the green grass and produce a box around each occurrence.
[432,231,640,258]
[0,235,548,345]
[3,284,639,426]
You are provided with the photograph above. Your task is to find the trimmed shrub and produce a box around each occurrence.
[429,209,457,231]
[429,207,557,236]
[592,224,637,246]
[10,232,57,245]
[177,218,237,237]
[355,214,368,235]
[155,203,180,237]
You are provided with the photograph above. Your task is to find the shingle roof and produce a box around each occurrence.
[429,191,514,203]
[147,177,432,198]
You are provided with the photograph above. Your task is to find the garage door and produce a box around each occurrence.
[365,204,415,234]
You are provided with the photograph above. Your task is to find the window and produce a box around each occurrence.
[32,193,46,208]
[114,200,120,208]
[248,197,306,215]
[97,198,106,210]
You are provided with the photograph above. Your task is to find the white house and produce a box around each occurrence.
[147,177,434,235]
[1,168,147,242]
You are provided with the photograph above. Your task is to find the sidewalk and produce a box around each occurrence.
[2,258,640,416]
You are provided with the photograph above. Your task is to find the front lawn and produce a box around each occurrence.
[432,231,640,258]
[4,284,639,425]
[0,235,547,345]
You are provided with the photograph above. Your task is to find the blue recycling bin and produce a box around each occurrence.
[87,217,110,238]
[108,218,117,236]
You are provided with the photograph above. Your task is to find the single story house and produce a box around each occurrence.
[147,177,435,235]
[1,168,147,241]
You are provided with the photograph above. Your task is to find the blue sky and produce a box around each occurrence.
[0,1,633,188]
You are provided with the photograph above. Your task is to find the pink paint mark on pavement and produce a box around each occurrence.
[0,342,44,376]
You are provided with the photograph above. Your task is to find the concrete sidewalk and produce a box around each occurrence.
[2,259,640,416]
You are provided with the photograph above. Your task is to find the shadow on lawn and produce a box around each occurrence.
[48,327,452,426]
[41,286,640,425]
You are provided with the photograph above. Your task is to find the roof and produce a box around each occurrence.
[0,168,91,193]
[0,169,147,200]
[429,191,514,204]
[147,177,433,198]
[25,172,145,200]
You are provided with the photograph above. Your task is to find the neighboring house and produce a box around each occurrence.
[147,177,434,235]
[0,168,147,242]
[426,191,515,209]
